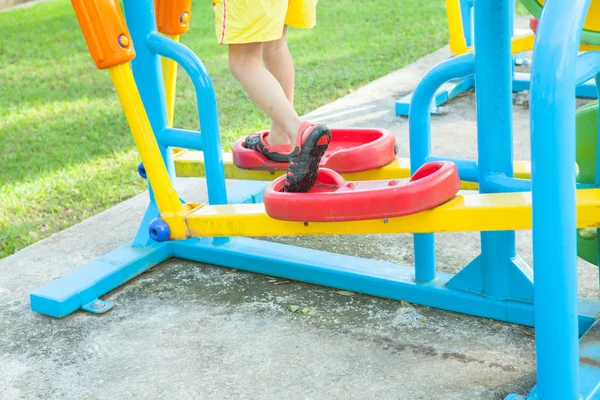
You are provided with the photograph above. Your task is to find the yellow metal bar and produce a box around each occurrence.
[580,43,600,51]
[173,150,532,190]
[455,35,535,56]
[445,0,535,57]
[109,64,183,215]
[161,34,180,127]
[512,34,535,55]
[584,0,600,33]
[446,0,469,56]
[182,189,600,237]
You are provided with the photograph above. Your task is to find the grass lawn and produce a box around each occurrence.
[0,0,450,259]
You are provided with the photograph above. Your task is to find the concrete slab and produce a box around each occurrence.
[1,28,598,400]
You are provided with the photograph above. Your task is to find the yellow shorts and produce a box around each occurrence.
[212,0,318,44]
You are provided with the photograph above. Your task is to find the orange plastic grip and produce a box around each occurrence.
[71,0,135,70]
[155,0,192,36]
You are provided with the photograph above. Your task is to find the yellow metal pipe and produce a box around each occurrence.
[182,189,600,238]
[512,35,535,55]
[109,63,183,215]
[580,43,600,51]
[445,0,534,56]
[161,34,180,127]
[173,150,533,190]
[446,0,469,55]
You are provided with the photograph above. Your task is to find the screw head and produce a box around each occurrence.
[91,300,105,309]
[118,34,130,49]
[180,12,190,24]
[137,162,147,179]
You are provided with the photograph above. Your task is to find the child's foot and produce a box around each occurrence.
[243,131,291,162]
[283,122,331,193]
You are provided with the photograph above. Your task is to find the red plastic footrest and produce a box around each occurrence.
[263,161,461,222]
[232,128,397,173]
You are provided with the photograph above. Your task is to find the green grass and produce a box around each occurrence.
[0,0,449,259]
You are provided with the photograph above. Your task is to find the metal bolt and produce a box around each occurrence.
[118,34,130,49]
[91,300,104,309]
[180,12,190,24]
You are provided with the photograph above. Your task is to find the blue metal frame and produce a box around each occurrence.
[529,1,595,398]
[30,0,600,398]
[394,0,598,117]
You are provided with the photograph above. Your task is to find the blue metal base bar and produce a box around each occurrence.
[446,254,534,303]
[30,242,172,318]
[505,320,600,400]
[31,231,600,329]
[396,72,598,117]
[578,320,600,399]
[172,237,599,332]
[30,179,271,318]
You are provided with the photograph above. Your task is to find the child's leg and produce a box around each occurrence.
[263,26,295,142]
[228,41,301,146]
[217,0,329,192]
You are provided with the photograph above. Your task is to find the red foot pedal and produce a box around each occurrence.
[232,128,397,173]
[263,161,460,222]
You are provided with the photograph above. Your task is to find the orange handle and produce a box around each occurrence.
[155,0,192,36]
[71,0,135,70]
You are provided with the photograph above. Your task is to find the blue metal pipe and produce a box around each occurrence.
[460,0,474,48]
[473,0,518,301]
[530,0,592,397]
[408,53,475,283]
[409,55,475,169]
[146,32,228,206]
[158,127,203,151]
[576,52,600,87]
[474,1,514,190]
[483,174,531,193]
[427,156,479,182]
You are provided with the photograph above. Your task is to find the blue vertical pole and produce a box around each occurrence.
[530,0,591,398]
[409,78,435,283]
[509,0,517,74]
[460,0,474,48]
[122,0,176,186]
[474,0,516,298]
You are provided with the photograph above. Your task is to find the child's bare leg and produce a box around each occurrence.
[263,26,295,142]
[228,41,301,147]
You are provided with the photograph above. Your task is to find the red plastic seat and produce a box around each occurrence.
[263,161,461,222]
[232,127,397,173]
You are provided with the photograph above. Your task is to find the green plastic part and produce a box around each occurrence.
[575,101,599,266]
[520,0,600,46]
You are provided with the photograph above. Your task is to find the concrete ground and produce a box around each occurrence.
[2,24,598,400]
